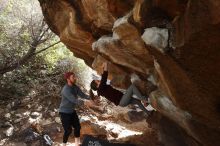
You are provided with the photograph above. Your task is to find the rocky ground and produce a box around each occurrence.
[0,93,160,146]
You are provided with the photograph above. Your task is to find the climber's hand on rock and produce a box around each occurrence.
[102,62,108,71]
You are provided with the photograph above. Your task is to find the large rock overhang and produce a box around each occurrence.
[38,0,220,145]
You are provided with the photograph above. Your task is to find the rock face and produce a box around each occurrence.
[38,0,220,145]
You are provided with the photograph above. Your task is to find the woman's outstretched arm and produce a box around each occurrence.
[99,62,108,87]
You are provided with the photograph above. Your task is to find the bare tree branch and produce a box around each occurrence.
[0,40,61,75]
[38,26,49,42]
[0,0,60,75]
[33,41,61,55]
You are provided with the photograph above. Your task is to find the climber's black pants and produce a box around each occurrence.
[59,111,81,143]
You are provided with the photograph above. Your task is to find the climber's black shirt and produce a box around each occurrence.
[97,71,123,105]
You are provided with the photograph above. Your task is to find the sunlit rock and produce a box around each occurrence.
[80,0,116,31]
[36,105,43,112]
[14,118,22,124]
[142,27,168,53]
[4,126,14,137]
[15,114,22,118]
[55,117,61,123]
[30,112,41,119]
[41,119,52,126]
[81,121,107,138]
[150,90,192,126]
[4,113,11,119]
[49,112,56,117]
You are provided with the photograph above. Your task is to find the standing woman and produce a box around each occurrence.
[90,62,150,116]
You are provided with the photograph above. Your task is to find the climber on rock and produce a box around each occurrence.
[90,62,151,117]
[59,72,94,146]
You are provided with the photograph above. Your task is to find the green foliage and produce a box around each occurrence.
[0,0,92,100]
[0,42,91,100]
[0,0,43,69]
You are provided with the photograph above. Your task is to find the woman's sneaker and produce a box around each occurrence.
[141,100,149,107]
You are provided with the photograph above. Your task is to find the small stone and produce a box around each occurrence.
[14,118,22,123]
[7,104,11,109]
[41,119,52,126]
[23,111,30,116]
[50,112,56,117]
[14,127,20,132]
[55,117,61,123]
[4,126,14,136]
[5,113,11,118]
[27,104,31,109]
[1,122,11,128]
[11,101,15,107]
[31,112,40,116]
[12,100,21,109]
[31,112,40,119]
[15,114,22,118]
[56,127,61,132]
[36,105,43,112]
[4,122,11,126]
[22,97,30,103]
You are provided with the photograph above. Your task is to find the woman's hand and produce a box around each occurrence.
[102,62,108,71]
